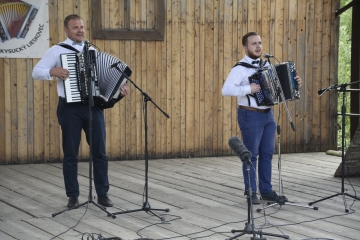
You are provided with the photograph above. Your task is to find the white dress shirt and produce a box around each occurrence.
[32,38,86,98]
[222,55,270,109]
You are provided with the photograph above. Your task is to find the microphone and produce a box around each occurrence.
[108,62,120,69]
[263,53,274,58]
[228,136,252,162]
[318,84,338,96]
[317,88,328,96]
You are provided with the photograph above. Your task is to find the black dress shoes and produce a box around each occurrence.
[244,190,260,205]
[97,194,113,207]
[67,196,79,208]
[260,191,280,202]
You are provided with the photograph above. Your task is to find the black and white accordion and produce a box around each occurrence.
[248,61,300,106]
[0,1,38,42]
[60,50,132,104]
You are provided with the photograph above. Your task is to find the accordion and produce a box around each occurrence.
[0,1,38,42]
[248,61,300,106]
[60,50,132,104]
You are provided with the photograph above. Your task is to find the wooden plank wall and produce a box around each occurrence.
[0,0,340,164]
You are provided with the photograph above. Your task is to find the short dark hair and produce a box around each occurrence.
[64,14,81,28]
[242,32,259,46]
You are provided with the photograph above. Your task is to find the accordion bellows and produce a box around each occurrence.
[61,50,132,103]
[0,0,38,42]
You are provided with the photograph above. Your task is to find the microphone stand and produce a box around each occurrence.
[52,42,116,218]
[309,80,360,212]
[110,66,170,221]
[227,158,289,240]
[257,56,318,213]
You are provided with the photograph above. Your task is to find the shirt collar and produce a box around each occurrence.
[64,38,84,49]
[244,55,260,64]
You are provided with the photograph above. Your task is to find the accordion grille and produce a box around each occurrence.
[95,52,132,102]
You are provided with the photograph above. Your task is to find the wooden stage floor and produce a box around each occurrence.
[0,152,359,240]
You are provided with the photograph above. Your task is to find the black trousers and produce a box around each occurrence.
[57,97,109,197]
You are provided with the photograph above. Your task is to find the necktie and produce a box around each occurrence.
[72,41,83,46]
[252,60,260,64]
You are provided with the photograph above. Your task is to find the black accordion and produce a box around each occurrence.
[248,61,300,106]
[60,50,132,104]
[0,1,38,42]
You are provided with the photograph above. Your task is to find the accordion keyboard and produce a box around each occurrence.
[61,53,82,103]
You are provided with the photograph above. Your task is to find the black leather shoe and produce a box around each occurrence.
[260,191,279,202]
[67,196,79,208]
[244,191,260,205]
[97,194,113,207]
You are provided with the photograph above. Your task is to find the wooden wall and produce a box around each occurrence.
[0,0,340,164]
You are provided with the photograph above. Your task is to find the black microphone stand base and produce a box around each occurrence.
[309,192,360,213]
[257,196,318,213]
[228,161,289,240]
[52,199,116,218]
[309,83,360,213]
[112,201,169,221]
[227,223,290,240]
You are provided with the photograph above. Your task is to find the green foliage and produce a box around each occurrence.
[337,0,352,150]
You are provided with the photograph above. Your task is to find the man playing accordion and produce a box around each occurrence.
[222,32,302,204]
[32,14,130,208]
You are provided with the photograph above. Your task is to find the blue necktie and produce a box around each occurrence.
[72,41,83,46]
[252,60,260,64]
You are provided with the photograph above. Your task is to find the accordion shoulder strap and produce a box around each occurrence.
[233,61,257,69]
[57,43,80,53]
[233,59,268,69]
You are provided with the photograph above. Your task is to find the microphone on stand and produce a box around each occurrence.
[263,53,274,58]
[228,136,252,162]
[317,88,328,96]
[318,84,338,96]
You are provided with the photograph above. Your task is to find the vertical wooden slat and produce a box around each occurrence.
[198,2,206,156]
[296,0,307,152]
[16,59,28,163]
[179,1,186,157]
[184,0,195,157]
[10,59,18,163]
[0,59,4,161]
[193,1,201,157]
[134,0,144,159]
[222,0,234,155]
[304,0,315,151]
[312,0,323,152]
[33,59,44,163]
[170,0,181,157]
[204,0,214,155]
[128,0,138,159]
[329,0,340,149]
[27,59,34,163]
[213,0,221,156]
[286,0,298,153]
[4,58,11,162]
[320,0,332,151]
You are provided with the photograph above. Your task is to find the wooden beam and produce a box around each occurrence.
[335,0,359,16]
[350,0,360,139]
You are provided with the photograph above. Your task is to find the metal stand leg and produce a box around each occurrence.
[227,161,289,240]
[309,86,360,212]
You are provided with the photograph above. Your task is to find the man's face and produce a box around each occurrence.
[243,35,262,59]
[64,19,84,43]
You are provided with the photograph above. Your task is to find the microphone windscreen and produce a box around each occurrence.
[228,136,252,162]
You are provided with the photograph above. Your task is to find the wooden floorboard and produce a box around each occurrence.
[0,152,359,240]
